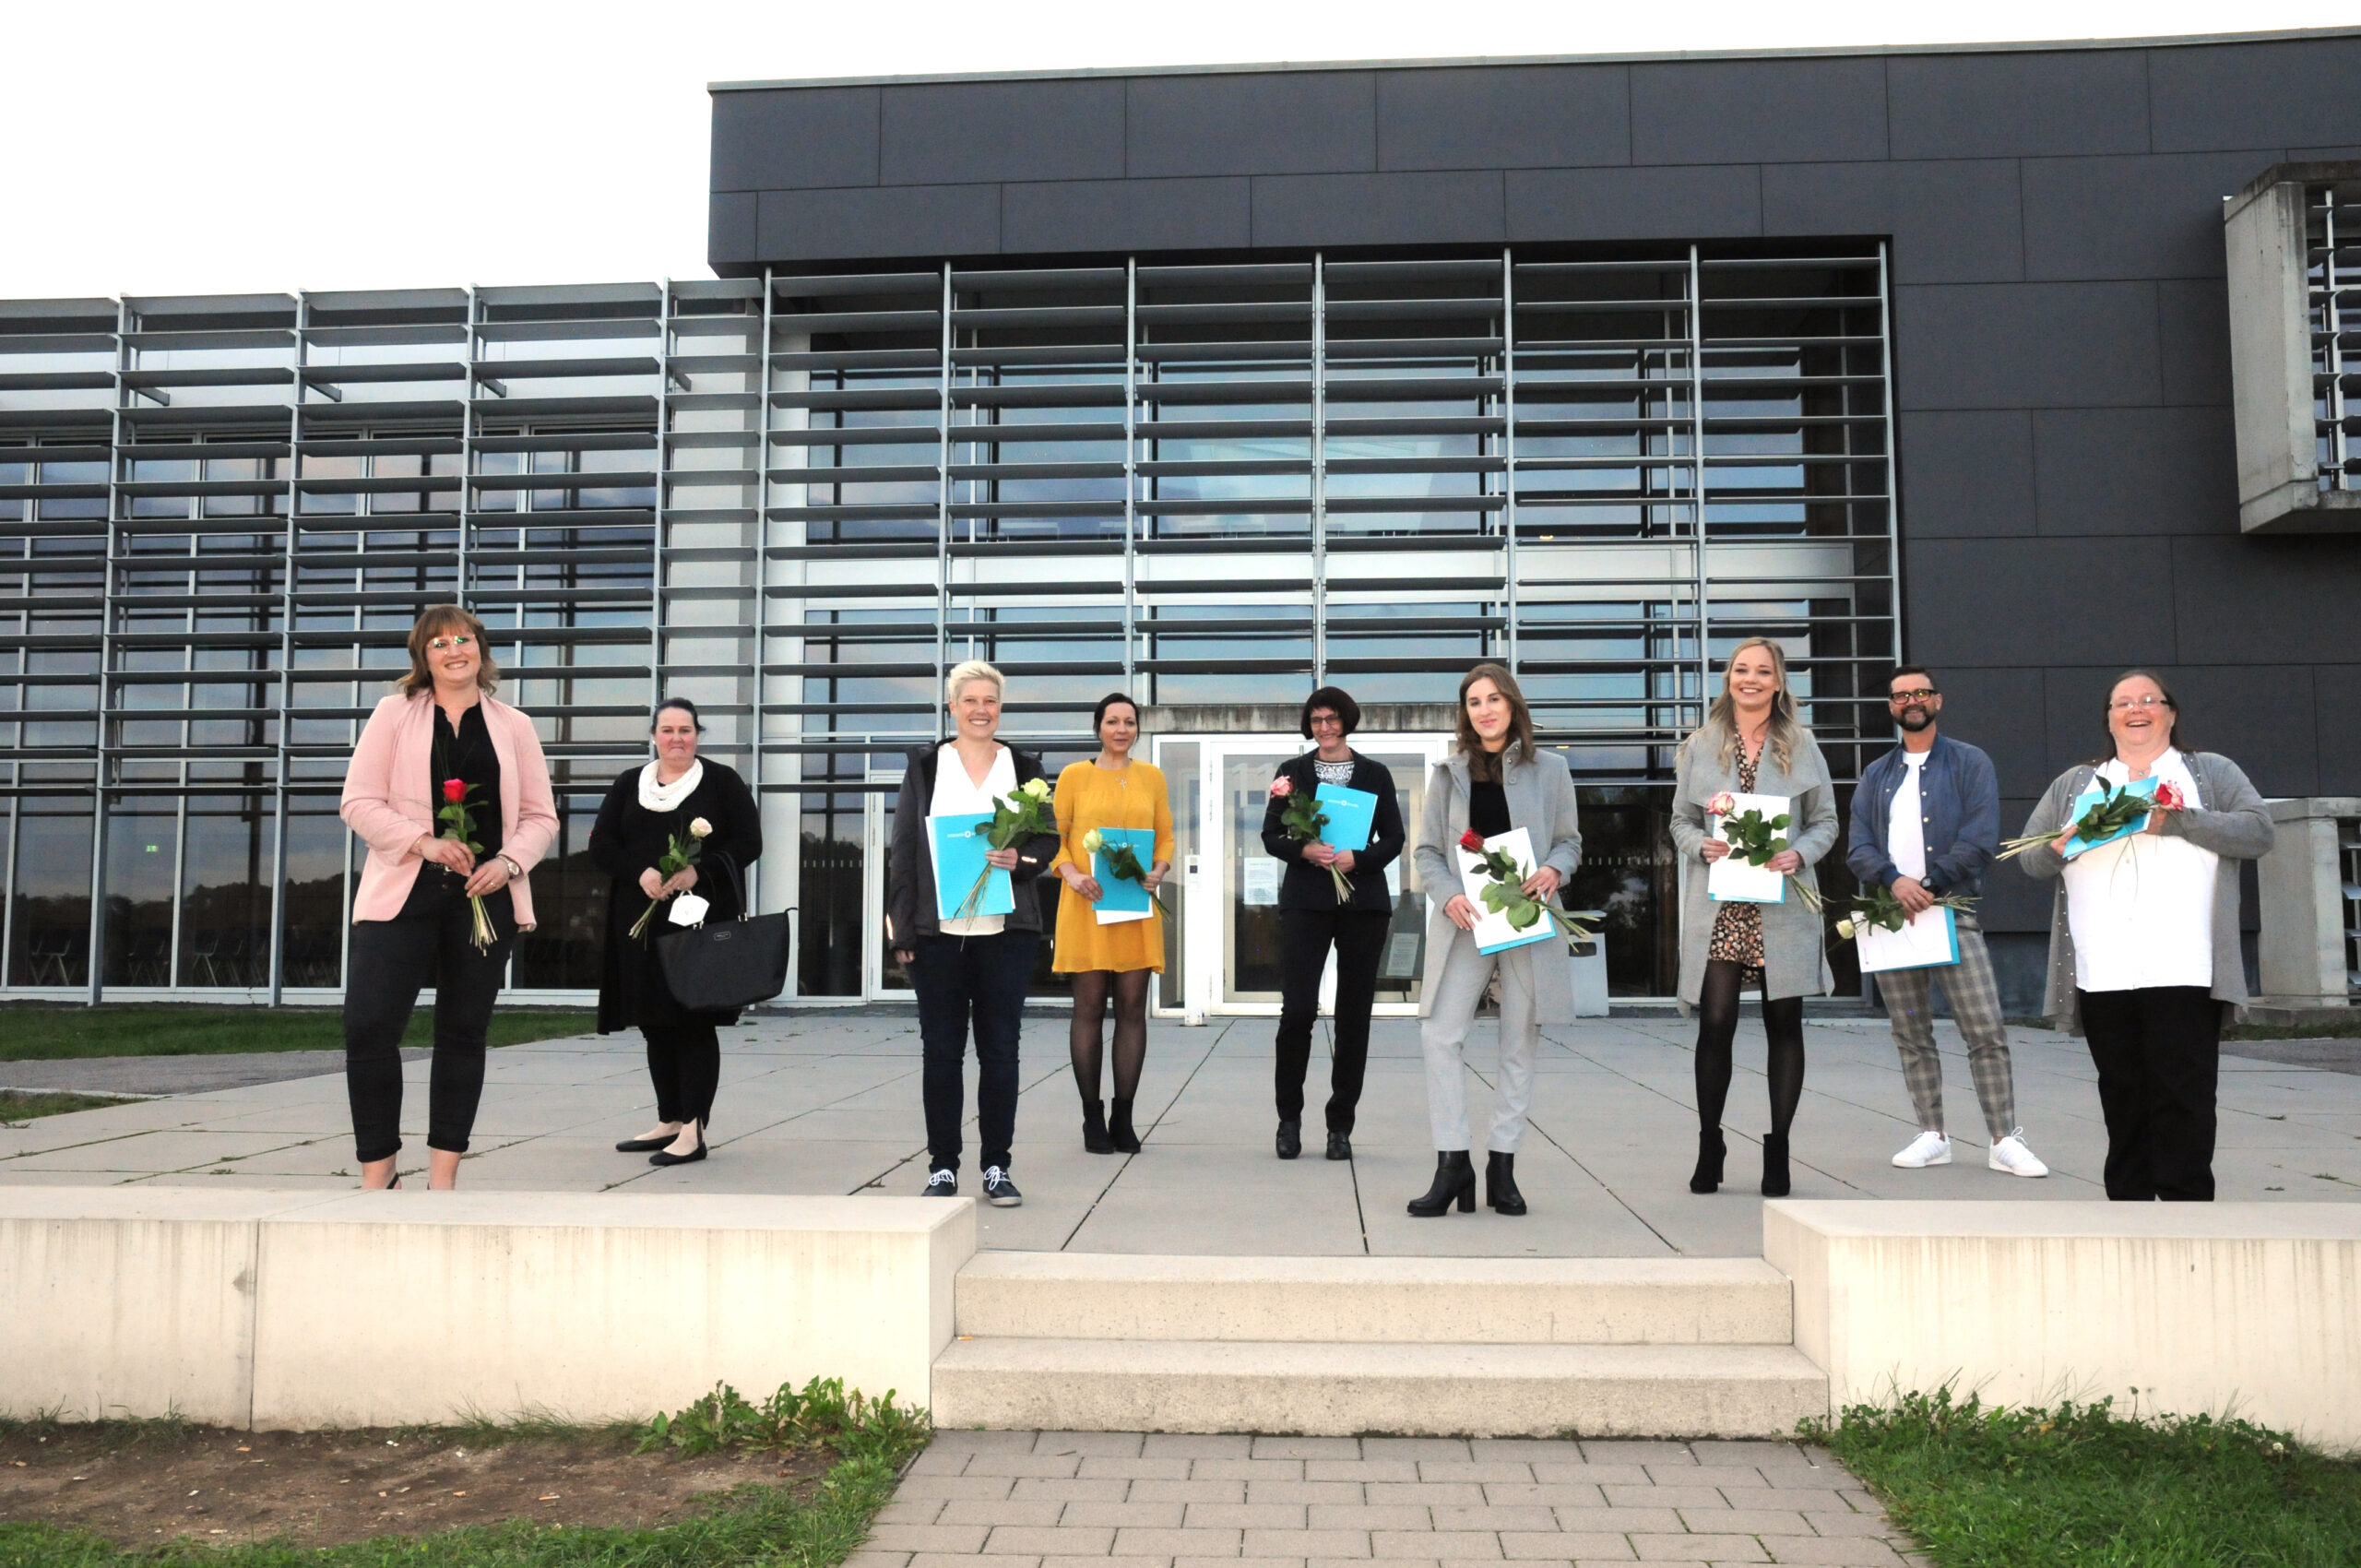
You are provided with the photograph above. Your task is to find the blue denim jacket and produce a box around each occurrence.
[1845,732,1999,897]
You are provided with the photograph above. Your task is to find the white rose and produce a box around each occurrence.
[689,817,713,838]
[1080,827,1104,854]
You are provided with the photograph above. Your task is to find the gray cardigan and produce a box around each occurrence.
[1413,746,1584,1024]
[1667,729,1841,1005]
[2013,752,2275,1028]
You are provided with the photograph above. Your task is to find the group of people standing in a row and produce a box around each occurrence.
[339,605,2273,1210]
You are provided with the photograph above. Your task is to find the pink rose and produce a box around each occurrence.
[1707,792,1736,817]
[1269,776,1293,799]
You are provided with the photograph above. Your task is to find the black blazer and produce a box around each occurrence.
[1258,750,1406,913]
[589,759,763,1032]
[886,742,1063,949]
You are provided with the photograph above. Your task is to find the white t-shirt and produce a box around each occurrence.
[2062,749,2218,993]
[931,742,1016,938]
[1887,751,1928,881]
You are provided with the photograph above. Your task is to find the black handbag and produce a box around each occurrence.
[655,855,795,1014]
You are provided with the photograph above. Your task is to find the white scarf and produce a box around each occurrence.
[639,759,704,814]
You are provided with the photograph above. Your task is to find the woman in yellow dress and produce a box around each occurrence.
[1050,693,1174,1153]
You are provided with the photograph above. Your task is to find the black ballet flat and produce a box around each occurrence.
[649,1132,707,1168]
[615,1132,678,1153]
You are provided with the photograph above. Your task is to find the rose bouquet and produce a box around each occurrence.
[1833,882,1978,943]
[627,815,712,941]
[1271,775,1349,902]
[954,777,1054,922]
[1456,829,1599,951]
[1995,778,2173,862]
[434,777,499,952]
[1707,791,1823,912]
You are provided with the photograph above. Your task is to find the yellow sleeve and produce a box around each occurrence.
[1050,762,1084,873]
[1151,764,1174,865]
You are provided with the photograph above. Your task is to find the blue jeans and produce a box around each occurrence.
[911,928,1038,1172]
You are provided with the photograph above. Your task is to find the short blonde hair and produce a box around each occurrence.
[945,659,1004,706]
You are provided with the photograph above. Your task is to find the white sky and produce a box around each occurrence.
[3,1,2351,301]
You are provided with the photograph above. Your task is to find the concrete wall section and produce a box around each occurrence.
[1765,1200,2361,1450]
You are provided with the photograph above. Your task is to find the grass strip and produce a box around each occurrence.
[0,1089,136,1123]
[0,1006,596,1063]
[1811,1390,2361,1568]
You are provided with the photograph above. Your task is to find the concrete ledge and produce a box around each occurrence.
[0,1188,976,1429]
[1764,1200,2361,1450]
[955,1252,1793,1344]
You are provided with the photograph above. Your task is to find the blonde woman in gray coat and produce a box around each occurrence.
[1408,664,1583,1218]
[1667,637,1839,1198]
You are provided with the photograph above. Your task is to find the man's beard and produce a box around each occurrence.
[1897,706,1933,731]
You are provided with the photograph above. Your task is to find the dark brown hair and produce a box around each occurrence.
[398,604,499,695]
[1300,685,1360,739]
[2096,669,2188,761]
[1455,662,1535,781]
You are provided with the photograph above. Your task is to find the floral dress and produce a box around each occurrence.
[1706,742,1767,979]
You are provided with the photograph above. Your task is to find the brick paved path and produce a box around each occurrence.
[856,1431,1925,1568]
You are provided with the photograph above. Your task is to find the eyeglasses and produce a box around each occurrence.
[2110,695,2170,711]
[1308,714,1345,729]
[1888,688,1937,704]
[426,635,474,652]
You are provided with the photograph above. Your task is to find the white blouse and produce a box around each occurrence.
[2063,749,2218,993]
[931,742,1016,938]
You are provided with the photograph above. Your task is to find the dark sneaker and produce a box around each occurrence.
[981,1166,1023,1206]
[923,1168,957,1196]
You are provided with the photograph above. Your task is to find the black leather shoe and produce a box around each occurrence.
[1082,1099,1114,1155]
[1762,1132,1792,1197]
[1109,1097,1142,1154]
[615,1129,681,1153]
[649,1130,706,1168]
[1324,1130,1351,1161]
[1690,1129,1726,1194]
[1485,1150,1526,1216]
[1275,1118,1301,1159]
[1406,1151,1477,1217]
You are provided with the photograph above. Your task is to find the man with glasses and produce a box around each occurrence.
[1846,667,2048,1178]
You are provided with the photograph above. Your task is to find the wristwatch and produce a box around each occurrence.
[498,854,523,879]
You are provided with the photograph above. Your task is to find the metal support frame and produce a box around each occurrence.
[650,279,673,722]
[1878,242,1904,661]
[933,264,954,739]
[1310,253,1327,683]
[84,299,130,1004]
[265,295,307,1004]
[1686,244,1711,726]
[749,267,775,913]
[2322,190,2351,493]
[1122,257,1139,690]
[1500,250,1518,671]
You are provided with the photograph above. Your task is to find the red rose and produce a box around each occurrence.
[2153,781,2185,811]
[1269,776,1293,799]
[442,778,466,803]
[1459,829,1487,853]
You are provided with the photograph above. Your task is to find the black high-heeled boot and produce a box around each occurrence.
[1109,1097,1142,1153]
[1485,1151,1527,1216]
[1761,1132,1791,1197]
[1081,1099,1114,1155]
[1689,1129,1726,1194]
[1406,1151,1477,1217]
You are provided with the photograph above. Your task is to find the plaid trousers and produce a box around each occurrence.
[1873,920,2017,1140]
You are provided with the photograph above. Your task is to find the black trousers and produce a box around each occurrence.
[646,1021,720,1128]
[342,873,518,1163]
[1274,907,1390,1134]
[911,928,1038,1173]
[2078,985,2221,1201]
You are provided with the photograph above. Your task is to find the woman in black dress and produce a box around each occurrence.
[590,697,763,1168]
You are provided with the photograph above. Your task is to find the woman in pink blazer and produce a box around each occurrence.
[339,605,557,1190]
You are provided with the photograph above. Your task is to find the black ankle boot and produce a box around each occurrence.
[1762,1132,1791,1197]
[1406,1151,1477,1217]
[1081,1099,1114,1155]
[1109,1097,1141,1153]
[1485,1151,1527,1216]
[1689,1129,1726,1194]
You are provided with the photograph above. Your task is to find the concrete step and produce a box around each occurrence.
[931,1336,1830,1438]
[954,1252,1794,1345]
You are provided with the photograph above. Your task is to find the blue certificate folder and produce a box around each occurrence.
[928,812,1013,921]
[2060,776,2158,861]
[1311,783,1380,854]
[1090,827,1157,921]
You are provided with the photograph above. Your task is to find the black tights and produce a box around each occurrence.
[1694,959,1807,1137]
[1070,968,1150,1102]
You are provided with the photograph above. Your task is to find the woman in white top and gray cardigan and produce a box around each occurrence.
[2014,671,2272,1201]
[1408,664,1583,1218]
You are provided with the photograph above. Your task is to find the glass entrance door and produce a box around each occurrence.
[1153,734,1451,1017]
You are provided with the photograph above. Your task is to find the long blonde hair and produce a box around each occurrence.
[1682,636,1806,773]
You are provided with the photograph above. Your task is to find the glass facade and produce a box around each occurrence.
[0,244,1896,1002]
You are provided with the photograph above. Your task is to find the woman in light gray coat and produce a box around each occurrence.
[1408,663,1583,1218]
[1667,637,1839,1198]
[2015,671,2273,1202]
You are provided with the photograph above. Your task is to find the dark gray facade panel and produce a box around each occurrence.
[1505,164,1761,242]
[756,183,1000,261]
[2156,278,2233,406]
[2148,37,2361,152]
[1905,539,2177,670]
[1762,159,2023,284]
[1979,845,2055,934]
[1003,176,1252,254]
[710,86,879,192]
[1884,48,2153,160]
[1904,666,2050,802]
[880,78,1125,185]
[2030,406,2238,537]
[2314,670,2361,805]
[1892,282,2162,410]
[1252,171,1506,248]
[2167,537,2361,665]
[1628,55,1886,166]
[2021,151,2272,281]
[1896,410,2035,539]
[708,192,757,266]
[1125,72,1377,178]
[2150,665,2321,796]
[1374,65,1630,170]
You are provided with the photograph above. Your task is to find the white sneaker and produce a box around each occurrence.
[1988,1132,2049,1178]
[1892,1130,1952,1168]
